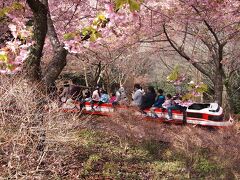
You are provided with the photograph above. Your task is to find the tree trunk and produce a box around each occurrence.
[213,72,223,105]
[224,79,240,113]
[42,2,68,92]
[94,61,102,86]
[225,88,236,113]
[22,0,48,156]
[43,46,67,91]
[23,0,48,82]
[83,63,89,87]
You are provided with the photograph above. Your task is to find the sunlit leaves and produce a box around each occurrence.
[167,66,179,82]
[114,0,141,12]
[63,32,76,40]
[12,2,24,10]
[188,82,208,94]
[115,0,128,10]
[167,65,186,85]
[0,2,24,18]
[82,26,102,41]
[93,14,106,25]
[0,7,10,18]
[182,81,208,100]
[128,0,141,11]
[0,50,14,73]
[0,52,8,63]
[90,32,102,42]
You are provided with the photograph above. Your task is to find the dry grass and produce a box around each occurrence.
[0,76,81,178]
[0,76,240,179]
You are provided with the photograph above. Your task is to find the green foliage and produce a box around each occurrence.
[114,0,141,11]
[0,53,8,63]
[182,93,194,101]
[63,0,140,43]
[166,65,207,100]
[153,80,177,95]
[7,64,14,71]
[63,32,76,40]
[0,53,13,71]
[167,66,180,82]
[82,154,102,175]
[141,139,161,159]
[76,129,99,147]
[182,82,208,100]
[12,2,24,10]
[151,161,184,173]
[194,158,222,177]
[115,0,128,10]
[128,0,141,11]
[82,27,91,36]
[188,82,208,93]
[90,32,102,42]
[63,26,102,42]
[0,2,24,18]
[93,13,108,27]
[82,26,102,42]
[151,161,187,179]
[0,7,10,18]
[103,162,119,178]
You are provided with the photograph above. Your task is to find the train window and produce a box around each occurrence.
[187,112,203,118]
[209,104,220,112]
[188,103,210,110]
[208,115,223,121]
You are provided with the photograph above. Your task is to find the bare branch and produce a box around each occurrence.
[163,24,212,79]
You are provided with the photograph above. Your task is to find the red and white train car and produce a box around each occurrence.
[63,102,233,127]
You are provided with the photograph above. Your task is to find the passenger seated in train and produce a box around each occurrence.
[99,90,110,104]
[164,94,183,120]
[91,86,102,110]
[59,80,82,102]
[83,89,91,102]
[91,88,110,110]
[79,89,91,109]
[150,89,165,118]
[116,86,128,104]
[110,84,128,105]
[162,94,175,120]
[140,86,156,111]
[153,89,165,108]
[70,85,82,102]
[62,94,79,109]
[131,84,143,106]
[59,81,71,102]
[162,94,173,109]
[109,92,117,104]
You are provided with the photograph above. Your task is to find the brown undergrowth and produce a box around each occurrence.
[0,77,240,179]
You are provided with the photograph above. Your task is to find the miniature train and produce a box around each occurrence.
[62,102,233,127]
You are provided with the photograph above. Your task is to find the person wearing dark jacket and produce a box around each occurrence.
[140,86,156,111]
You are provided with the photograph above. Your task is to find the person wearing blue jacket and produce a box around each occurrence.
[153,89,165,108]
[150,89,165,118]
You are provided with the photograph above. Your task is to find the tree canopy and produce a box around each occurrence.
[0,0,240,110]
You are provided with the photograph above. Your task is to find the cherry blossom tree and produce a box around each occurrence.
[139,0,240,109]
[1,0,240,112]
[0,0,142,91]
